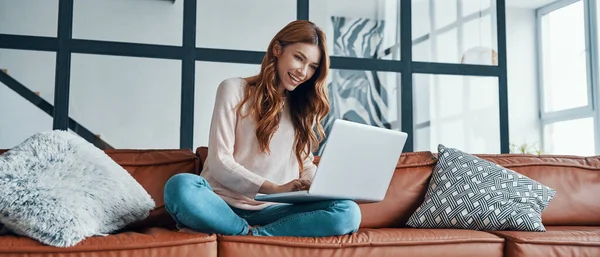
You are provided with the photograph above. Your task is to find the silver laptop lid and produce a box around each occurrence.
[309,119,408,202]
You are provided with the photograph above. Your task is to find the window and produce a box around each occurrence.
[538,0,597,156]
[540,0,589,112]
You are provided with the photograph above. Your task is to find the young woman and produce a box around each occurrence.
[163,20,362,237]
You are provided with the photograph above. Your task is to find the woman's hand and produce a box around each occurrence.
[259,179,311,194]
[277,179,311,193]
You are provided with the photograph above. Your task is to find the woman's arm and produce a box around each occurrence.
[299,150,317,181]
[206,80,269,198]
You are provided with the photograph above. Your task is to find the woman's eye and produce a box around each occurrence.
[310,65,318,70]
[294,55,302,61]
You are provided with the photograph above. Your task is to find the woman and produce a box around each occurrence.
[163,20,362,237]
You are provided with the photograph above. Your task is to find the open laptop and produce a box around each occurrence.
[254,119,408,203]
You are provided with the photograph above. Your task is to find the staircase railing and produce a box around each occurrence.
[0,71,114,149]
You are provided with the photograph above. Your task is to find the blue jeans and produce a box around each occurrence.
[163,173,362,237]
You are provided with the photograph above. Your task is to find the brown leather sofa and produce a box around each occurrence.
[0,146,599,257]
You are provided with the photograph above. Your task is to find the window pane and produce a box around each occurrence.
[194,62,261,148]
[197,0,295,51]
[462,0,491,17]
[413,74,500,153]
[73,0,183,46]
[317,69,400,155]
[543,118,594,156]
[0,86,54,149]
[541,1,588,112]
[415,126,431,152]
[70,54,181,149]
[0,50,55,148]
[0,49,56,104]
[435,0,457,29]
[310,0,401,60]
[413,0,498,65]
[0,0,58,37]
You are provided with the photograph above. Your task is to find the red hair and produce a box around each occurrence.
[237,20,330,170]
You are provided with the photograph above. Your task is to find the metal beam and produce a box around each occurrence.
[297,0,309,20]
[401,0,414,152]
[180,0,197,150]
[413,62,502,76]
[0,34,58,52]
[71,39,183,59]
[496,0,510,153]
[53,0,74,130]
[331,56,403,72]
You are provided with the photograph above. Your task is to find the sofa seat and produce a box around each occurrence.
[217,228,504,257]
[0,228,216,257]
[491,226,600,257]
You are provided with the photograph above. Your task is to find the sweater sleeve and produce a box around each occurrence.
[205,80,267,198]
[300,150,317,181]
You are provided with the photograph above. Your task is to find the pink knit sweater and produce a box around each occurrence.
[200,77,317,210]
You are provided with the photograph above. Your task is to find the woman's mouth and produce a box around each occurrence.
[288,72,301,85]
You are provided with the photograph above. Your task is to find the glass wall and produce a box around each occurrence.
[310,0,401,61]
[70,54,181,149]
[0,0,512,155]
[413,0,498,66]
[0,49,55,148]
[413,74,499,153]
[193,62,261,147]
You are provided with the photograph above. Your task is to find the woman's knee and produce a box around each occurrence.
[165,173,208,190]
[164,173,210,201]
[329,200,362,235]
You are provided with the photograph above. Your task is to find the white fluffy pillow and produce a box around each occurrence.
[0,130,155,247]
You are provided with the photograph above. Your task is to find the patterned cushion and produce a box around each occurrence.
[406,144,557,231]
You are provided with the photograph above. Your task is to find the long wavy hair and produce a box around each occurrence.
[237,20,330,170]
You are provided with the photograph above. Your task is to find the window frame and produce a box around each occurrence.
[536,0,600,155]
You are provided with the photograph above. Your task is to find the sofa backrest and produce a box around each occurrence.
[475,154,600,226]
[357,151,438,228]
[195,146,600,228]
[105,149,200,230]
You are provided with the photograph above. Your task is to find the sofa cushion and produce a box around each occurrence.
[217,228,503,257]
[490,226,600,257]
[407,145,556,232]
[0,228,216,257]
[0,131,155,247]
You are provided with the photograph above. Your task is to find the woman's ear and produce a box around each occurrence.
[273,41,282,57]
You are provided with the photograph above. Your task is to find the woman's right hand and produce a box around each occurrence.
[259,179,311,194]
[277,179,311,193]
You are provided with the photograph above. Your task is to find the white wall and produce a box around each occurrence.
[69,54,182,149]
[0,0,58,37]
[0,49,56,149]
[506,7,541,152]
[0,0,540,153]
[72,0,183,46]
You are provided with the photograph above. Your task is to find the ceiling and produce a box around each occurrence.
[506,0,558,9]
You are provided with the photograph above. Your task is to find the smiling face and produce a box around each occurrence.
[273,42,321,93]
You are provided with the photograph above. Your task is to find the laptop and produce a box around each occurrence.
[254,119,408,203]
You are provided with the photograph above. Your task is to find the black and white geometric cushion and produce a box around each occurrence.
[406,144,557,232]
